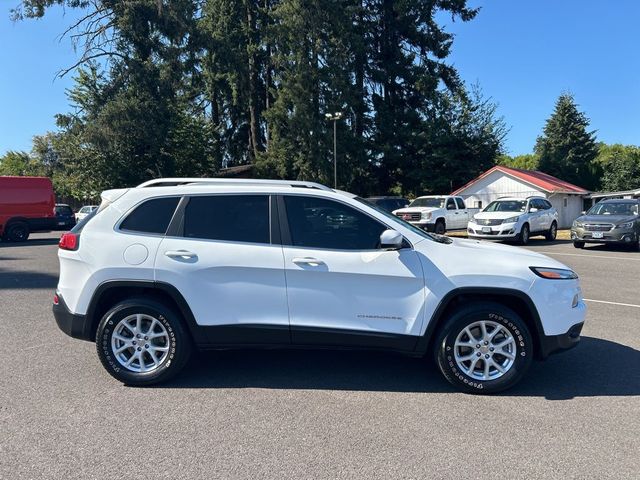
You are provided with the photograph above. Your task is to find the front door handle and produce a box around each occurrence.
[165,250,197,260]
[292,257,324,267]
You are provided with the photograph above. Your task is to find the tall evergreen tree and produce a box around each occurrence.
[534,93,600,190]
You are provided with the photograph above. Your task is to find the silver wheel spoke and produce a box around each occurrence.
[468,357,480,374]
[491,359,505,373]
[495,337,515,349]
[146,318,159,335]
[464,327,476,342]
[499,350,515,360]
[114,344,130,354]
[458,353,476,362]
[113,333,130,342]
[135,314,142,333]
[480,321,488,340]
[455,340,475,348]
[483,360,491,379]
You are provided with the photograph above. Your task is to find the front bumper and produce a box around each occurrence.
[53,293,93,341]
[571,227,638,244]
[539,322,583,358]
[467,222,518,239]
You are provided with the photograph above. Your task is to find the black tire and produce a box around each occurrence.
[518,223,530,245]
[434,302,533,394]
[573,241,585,249]
[434,219,446,235]
[545,221,557,241]
[96,298,192,386]
[4,222,30,242]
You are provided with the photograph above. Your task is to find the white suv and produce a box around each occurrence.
[53,179,585,393]
[468,196,559,245]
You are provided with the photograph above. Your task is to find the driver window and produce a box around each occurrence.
[283,196,387,250]
[446,198,456,210]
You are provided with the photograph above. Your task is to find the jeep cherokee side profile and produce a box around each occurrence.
[53,179,586,393]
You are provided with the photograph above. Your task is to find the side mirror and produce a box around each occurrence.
[446,204,455,210]
[581,211,586,215]
[380,229,403,250]
[529,207,538,213]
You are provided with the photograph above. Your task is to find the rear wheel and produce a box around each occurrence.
[573,241,585,249]
[3,222,30,242]
[96,298,192,385]
[518,223,530,245]
[434,219,446,235]
[545,221,557,241]
[434,302,533,393]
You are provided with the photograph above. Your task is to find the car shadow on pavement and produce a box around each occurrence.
[0,267,58,289]
[161,336,639,398]
[0,238,60,248]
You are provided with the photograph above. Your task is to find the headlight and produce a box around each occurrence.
[502,216,520,224]
[573,221,583,228]
[530,267,578,280]
[615,221,634,229]
[422,212,432,220]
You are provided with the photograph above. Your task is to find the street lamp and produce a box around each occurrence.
[324,111,343,189]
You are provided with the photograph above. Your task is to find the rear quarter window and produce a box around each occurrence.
[119,197,180,235]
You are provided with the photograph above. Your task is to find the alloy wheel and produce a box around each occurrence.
[111,314,170,373]
[453,320,517,381]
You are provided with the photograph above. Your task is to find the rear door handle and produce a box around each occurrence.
[165,250,197,260]
[292,257,324,266]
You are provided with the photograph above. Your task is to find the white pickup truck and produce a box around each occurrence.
[392,195,479,234]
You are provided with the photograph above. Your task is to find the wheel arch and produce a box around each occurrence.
[86,280,204,343]
[416,287,545,359]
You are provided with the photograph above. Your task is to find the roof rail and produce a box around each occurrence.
[136,178,333,191]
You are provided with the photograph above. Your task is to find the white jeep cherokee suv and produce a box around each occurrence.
[468,196,559,245]
[53,179,585,393]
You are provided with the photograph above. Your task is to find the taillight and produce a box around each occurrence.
[59,232,79,251]
[53,294,60,305]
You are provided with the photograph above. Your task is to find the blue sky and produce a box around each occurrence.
[1,1,639,156]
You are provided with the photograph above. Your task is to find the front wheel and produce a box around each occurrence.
[96,298,192,385]
[434,302,533,394]
[434,220,446,235]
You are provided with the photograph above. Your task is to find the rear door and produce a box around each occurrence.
[154,194,290,344]
[455,197,469,229]
[279,194,425,349]
[445,197,460,229]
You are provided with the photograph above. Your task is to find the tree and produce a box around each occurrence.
[0,151,40,176]
[534,93,600,190]
[497,153,540,170]
[595,143,640,191]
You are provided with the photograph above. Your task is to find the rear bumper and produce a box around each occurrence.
[539,322,583,359]
[53,293,93,342]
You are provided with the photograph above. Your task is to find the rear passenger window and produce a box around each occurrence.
[455,198,466,210]
[184,195,269,243]
[120,197,180,235]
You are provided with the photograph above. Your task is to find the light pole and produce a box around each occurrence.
[324,112,343,189]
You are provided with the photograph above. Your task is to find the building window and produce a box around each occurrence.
[563,198,568,208]
[475,201,483,209]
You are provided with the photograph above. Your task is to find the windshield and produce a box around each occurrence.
[409,197,445,208]
[55,206,72,215]
[355,197,452,244]
[587,202,638,216]
[484,200,527,212]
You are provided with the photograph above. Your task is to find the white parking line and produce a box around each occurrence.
[535,251,640,261]
[584,298,640,308]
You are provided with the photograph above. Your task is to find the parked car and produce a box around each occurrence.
[571,199,639,250]
[365,196,410,213]
[54,204,77,230]
[392,195,477,234]
[468,196,558,245]
[75,205,98,222]
[0,176,56,242]
[53,178,585,394]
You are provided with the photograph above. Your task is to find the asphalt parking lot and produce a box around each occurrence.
[1,232,638,479]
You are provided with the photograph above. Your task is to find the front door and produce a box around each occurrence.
[155,194,290,344]
[279,195,425,349]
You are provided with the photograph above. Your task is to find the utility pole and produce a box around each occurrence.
[324,112,343,189]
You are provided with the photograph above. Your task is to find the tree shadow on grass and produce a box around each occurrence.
[160,337,639,399]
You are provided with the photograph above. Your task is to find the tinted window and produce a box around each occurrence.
[55,205,73,215]
[446,198,456,209]
[284,196,387,250]
[455,198,465,210]
[542,200,552,210]
[184,195,269,243]
[120,197,180,235]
